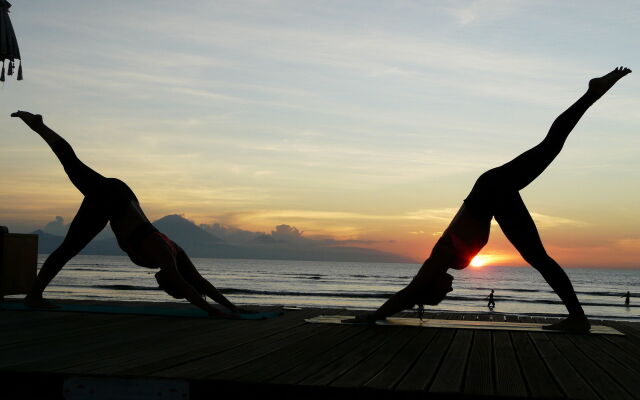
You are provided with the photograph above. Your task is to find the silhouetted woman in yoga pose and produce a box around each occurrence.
[12,111,242,318]
[359,67,631,332]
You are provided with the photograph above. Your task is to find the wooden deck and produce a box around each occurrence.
[1,300,639,399]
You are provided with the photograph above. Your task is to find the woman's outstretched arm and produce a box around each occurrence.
[159,263,235,318]
[140,234,238,318]
[175,249,239,312]
[356,257,453,322]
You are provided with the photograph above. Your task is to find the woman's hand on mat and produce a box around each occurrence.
[208,308,240,320]
[542,316,591,333]
[23,296,60,309]
[232,306,256,314]
[11,110,44,129]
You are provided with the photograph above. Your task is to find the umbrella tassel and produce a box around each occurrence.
[7,60,13,76]
[17,60,22,80]
[0,61,4,82]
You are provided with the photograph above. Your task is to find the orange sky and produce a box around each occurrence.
[1,1,639,268]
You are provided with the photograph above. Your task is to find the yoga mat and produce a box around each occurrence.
[305,315,623,335]
[0,302,282,320]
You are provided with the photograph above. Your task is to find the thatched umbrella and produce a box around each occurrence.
[0,0,22,81]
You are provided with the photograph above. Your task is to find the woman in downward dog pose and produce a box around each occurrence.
[359,67,631,332]
[12,111,242,318]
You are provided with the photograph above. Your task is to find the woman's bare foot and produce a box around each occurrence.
[588,67,632,99]
[23,295,60,309]
[542,316,591,333]
[11,110,44,128]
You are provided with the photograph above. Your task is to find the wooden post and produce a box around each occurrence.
[0,229,38,301]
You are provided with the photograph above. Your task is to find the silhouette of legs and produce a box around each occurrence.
[25,135,113,307]
[26,197,109,307]
[461,71,635,331]
[466,91,597,220]
[467,67,631,219]
[494,192,584,318]
[50,138,109,197]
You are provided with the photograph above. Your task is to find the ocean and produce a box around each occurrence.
[14,255,640,321]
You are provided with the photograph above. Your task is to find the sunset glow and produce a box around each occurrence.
[470,255,488,268]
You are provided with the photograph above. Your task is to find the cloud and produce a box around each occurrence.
[529,212,589,228]
[613,238,640,251]
[42,216,68,236]
[270,224,304,242]
[443,0,526,25]
[200,220,390,248]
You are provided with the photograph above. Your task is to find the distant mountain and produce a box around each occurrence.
[31,230,64,254]
[32,215,414,263]
[153,214,223,244]
[251,234,283,244]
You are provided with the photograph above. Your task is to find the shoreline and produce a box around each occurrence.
[3,296,639,322]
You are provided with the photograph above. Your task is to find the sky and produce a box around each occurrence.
[1,0,639,267]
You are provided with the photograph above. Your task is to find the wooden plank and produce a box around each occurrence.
[0,317,178,371]
[0,314,146,369]
[530,332,599,400]
[330,327,418,387]
[11,309,306,373]
[98,310,314,375]
[569,334,640,397]
[429,329,473,393]
[0,313,104,346]
[602,334,640,370]
[211,324,337,380]
[493,331,527,397]
[363,329,437,390]
[462,330,493,396]
[395,329,455,391]
[298,327,406,386]
[548,334,635,400]
[0,309,70,326]
[124,310,318,377]
[228,325,364,383]
[152,320,319,379]
[609,322,640,346]
[36,316,238,373]
[268,326,375,385]
[511,332,563,398]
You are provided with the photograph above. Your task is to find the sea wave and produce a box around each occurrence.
[85,285,638,307]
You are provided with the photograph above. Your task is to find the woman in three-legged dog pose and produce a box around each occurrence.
[12,111,242,318]
[359,67,631,332]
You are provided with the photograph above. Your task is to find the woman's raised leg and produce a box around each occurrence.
[11,111,108,196]
[477,67,631,193]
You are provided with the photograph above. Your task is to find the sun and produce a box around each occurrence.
[470,255,487,268]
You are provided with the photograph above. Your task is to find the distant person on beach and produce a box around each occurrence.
[11,111,244,318]
[623,291,630,306]
[356,67,632,333]
[486,289,495,309]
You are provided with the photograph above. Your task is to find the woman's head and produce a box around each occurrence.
[155,270,185,299]
[410,272,454,306]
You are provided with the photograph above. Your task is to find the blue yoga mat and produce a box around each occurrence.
[0,302,282,320]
